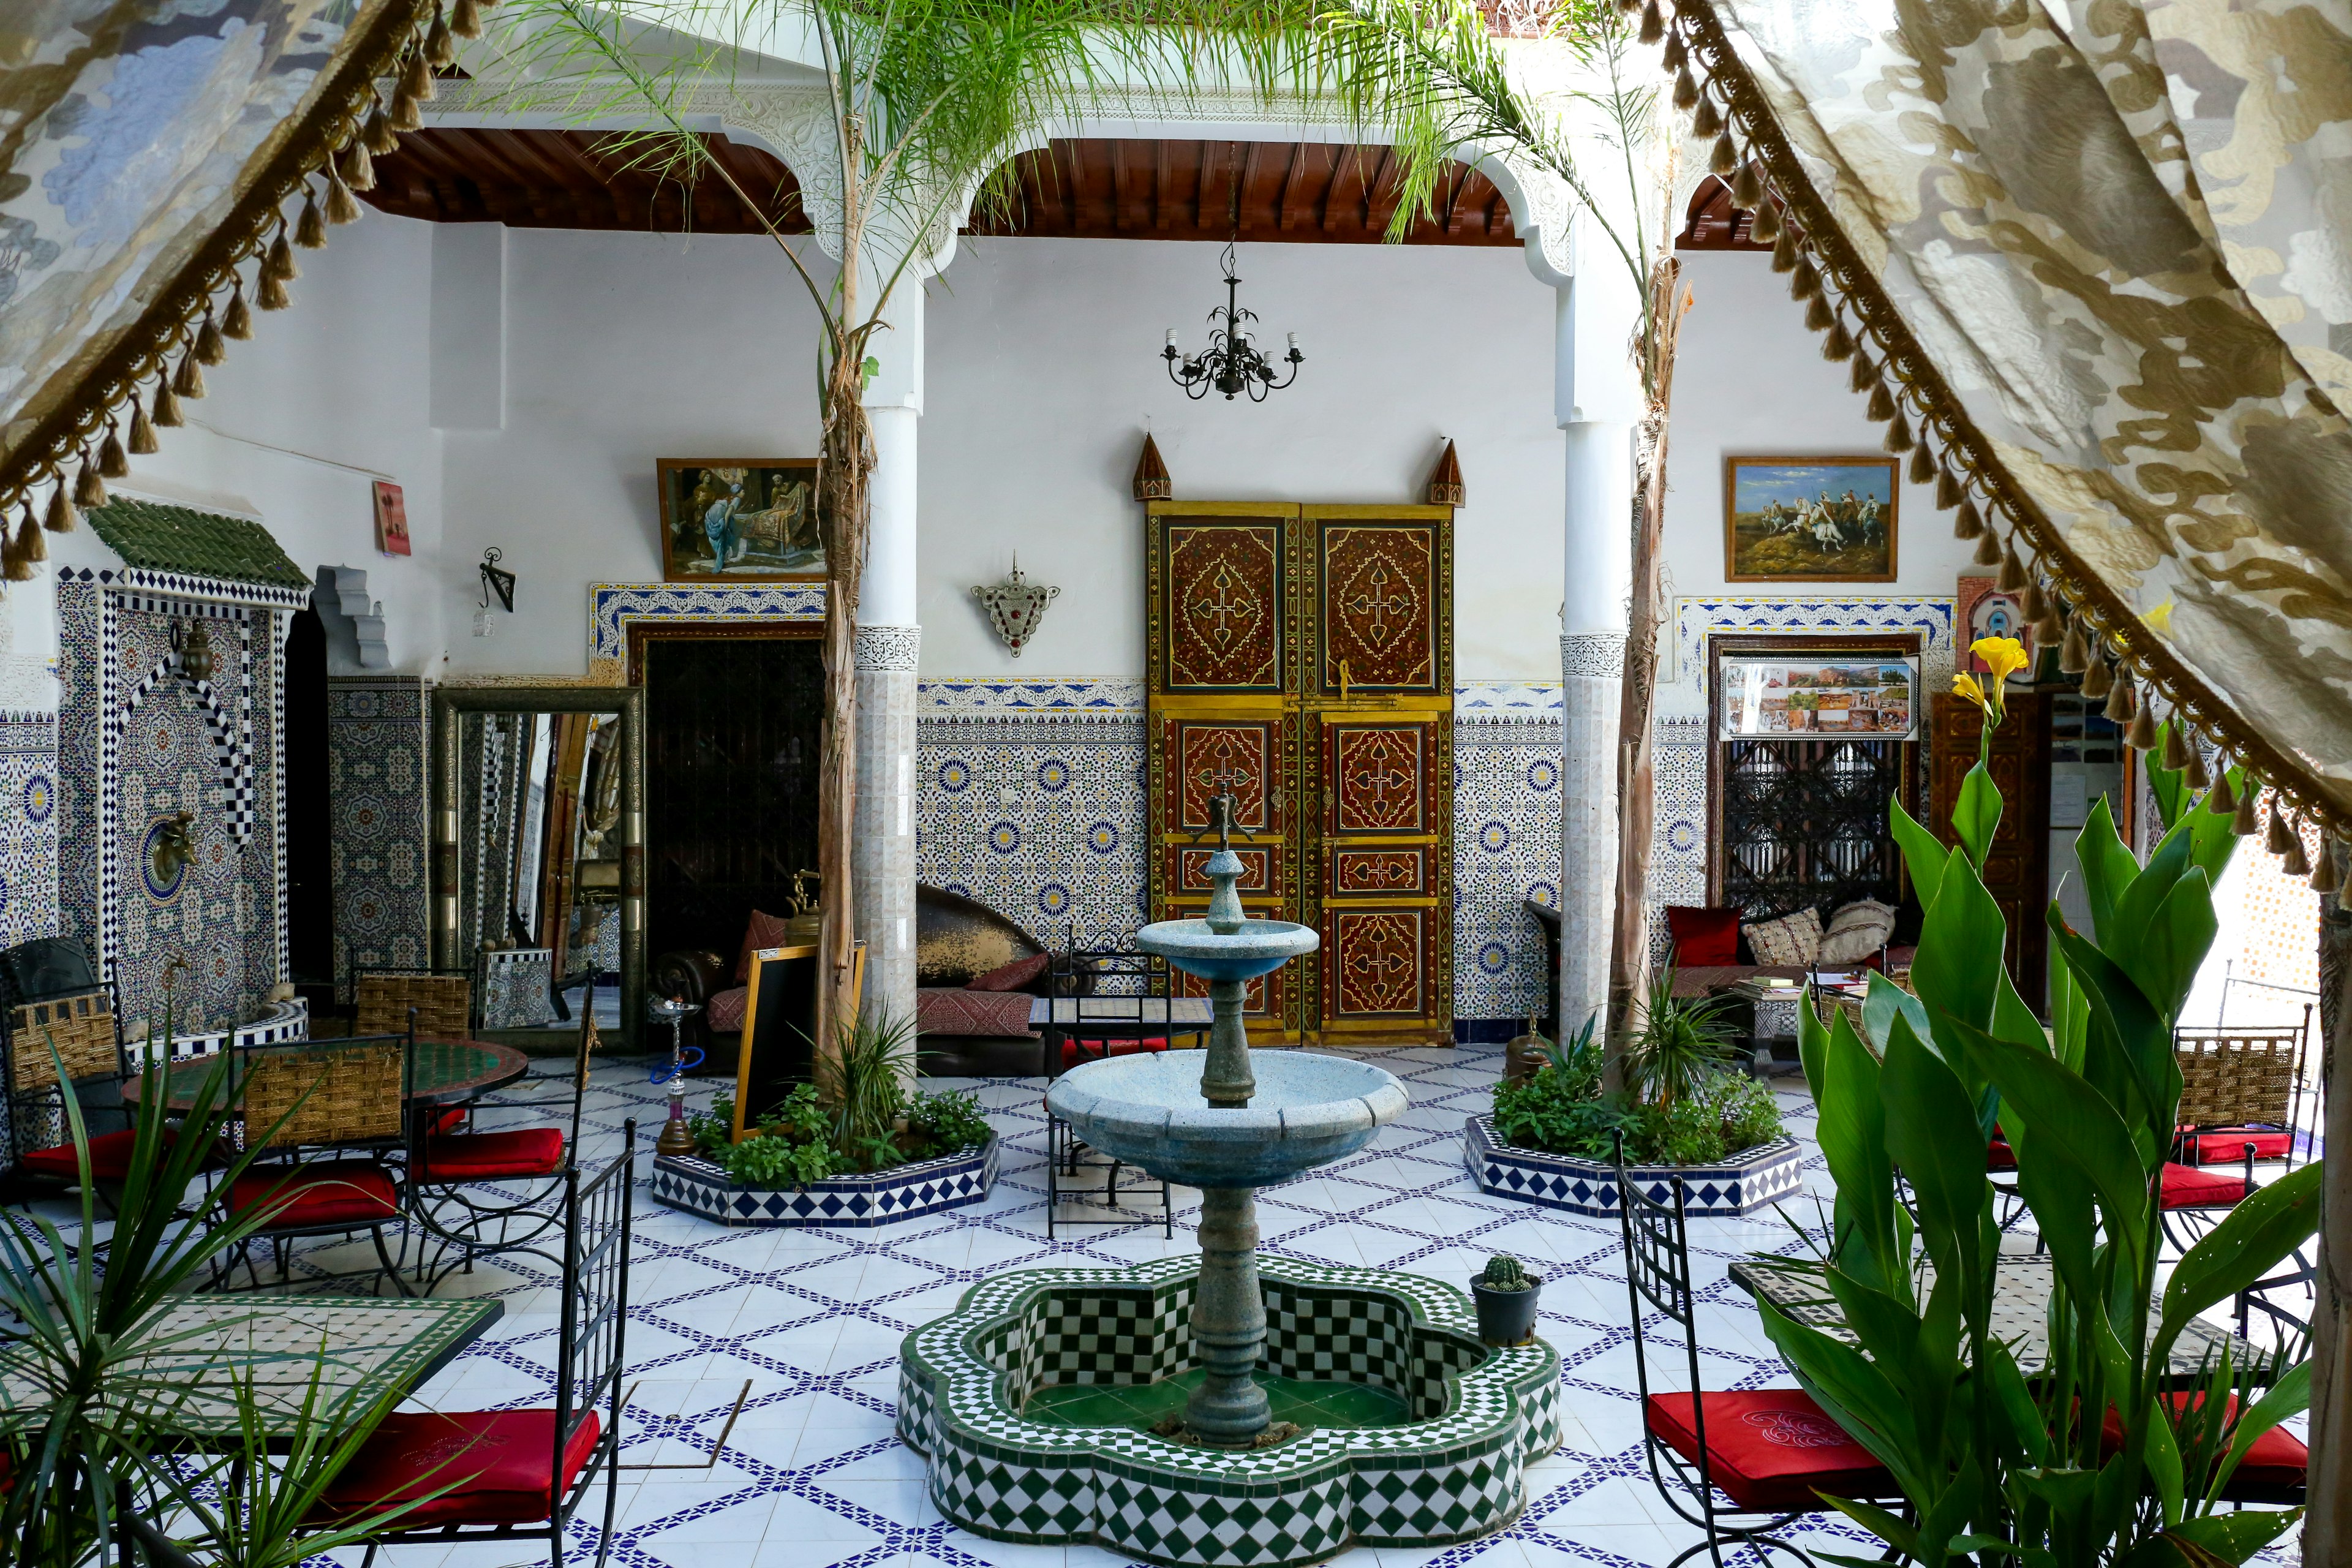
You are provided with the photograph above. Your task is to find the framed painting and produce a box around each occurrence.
[1717,653,1919,739]
[657,459,822,582]
[1722,456,1898,583]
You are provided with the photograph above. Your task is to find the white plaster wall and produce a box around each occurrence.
[58,211,448,671]
[922,238,1562,680]
[1653,249,1980,717]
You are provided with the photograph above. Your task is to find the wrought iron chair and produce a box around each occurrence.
[2156,1023,2309,1254]
[319,1125,633,1568]
[405,983,600,1287]
[353,967,475,1136]
[1,982,132,1192]
[1042,945,1183,1239]
[215,1033,413,1295]
[1617,1135,1901,1567]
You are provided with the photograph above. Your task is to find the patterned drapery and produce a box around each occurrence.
[0,0,428,521]
[1678,0,2352,824]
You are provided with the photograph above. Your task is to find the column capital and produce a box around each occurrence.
[1561,633,1627,680]
[854,623,922,672]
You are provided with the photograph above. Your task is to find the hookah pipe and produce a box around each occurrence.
[649,992,707,1156]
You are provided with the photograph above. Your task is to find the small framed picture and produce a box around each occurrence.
[1718,654,1919,741]
[372,480,410,557]
[657,459,823,582]
[1956,575,2035,680]
[1723,456,1898,583]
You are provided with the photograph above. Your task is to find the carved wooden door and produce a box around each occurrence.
[1144,501,1452,1046]
[1929,690,2049,998]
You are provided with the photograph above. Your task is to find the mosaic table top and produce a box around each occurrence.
[1729,1256,2245,1375]
[0,1294,502,1436]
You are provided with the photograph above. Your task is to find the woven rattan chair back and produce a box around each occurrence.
[241,1036,407,1151]
[355,972,470,1038]
[2174,1027,2304,1130]
[6,991,121,1092]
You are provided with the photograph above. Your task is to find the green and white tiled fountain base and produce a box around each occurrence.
[898,1254,1562,1568]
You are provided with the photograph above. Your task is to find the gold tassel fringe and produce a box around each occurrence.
[1882,413,1913,453]
[2125,701,2158,751]
[401,52,437,103]
[2206,767,2237,816]
[154,380,183,428]
[1821,320,1853,361]
[1770,227,1799,273]
[1996,543,2027,592]
[1908,444,1936,486]
[1640,0,1666,45]
[1804,293,1835,333]
[1972,526,2002,565]
[194,312,226,366]
[2081,651,2113,699]
[2162,722,2191,773]
[1747,197,1778,241]
[2267,800,2295,856]
[1954,497,1983,539]
[326,170,361,226]
[425,6,456,67]
[1849,353,1875,394]
[97,428,127,480]
[224,279,254,340]
[2059,620,2088,675]
[2103,670,2135,724]
[1709,132,1737,176]
[1864,382,1894,423]
[452,0,484,38]
[390,86,423,133]
[2281,821,2312,878]
[1691,96,1722,140]
[172,353,205,401]
[1789,259,1820,301]
[129,402,159,454]
[2233,781,2263,836]
[1730,162,1764,211]
[1662,31,1687,70]
[1935,465,1962,510]
[295,192,327,250]
[364,105,399,156]
[2313,838,2345,895]
[2022,581,2047,621]
[2184,739,2212,790]
[1673,69,1699,110]
[73,457,104,510]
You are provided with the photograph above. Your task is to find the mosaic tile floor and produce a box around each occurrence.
[39,1042,2305,1567]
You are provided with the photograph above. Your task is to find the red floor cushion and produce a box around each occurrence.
[2159,1162,2251,1209]
[228,1161,399,1229]
[320,1408,602,1527]
[2182,1128,2294,1164]
[1643,1389,1897,1513]
[2101,1395,2309,1493]
[415,1127,565,1182]
[17,1128,143,1182]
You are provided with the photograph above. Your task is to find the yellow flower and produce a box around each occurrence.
[1971,636,2030,685]
[1952,672,1991,714]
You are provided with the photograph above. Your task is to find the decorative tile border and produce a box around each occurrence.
[899,1253,1562,1568]
[126,998,311,1065]
[1666,596,1956,690]
[586,581,826,674]
[649,1134,997,1227]
[920,678,1145,714]
[1463,1115,1805,1218]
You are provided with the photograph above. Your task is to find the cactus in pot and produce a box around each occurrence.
[1469,1253,1542,1346]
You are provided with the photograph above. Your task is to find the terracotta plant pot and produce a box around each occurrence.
[1470,1275,1542,1346]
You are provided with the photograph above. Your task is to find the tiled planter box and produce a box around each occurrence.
[900,1254,1561,1568]
[1463,1115,1803,1218]
[650,1134,996,1227]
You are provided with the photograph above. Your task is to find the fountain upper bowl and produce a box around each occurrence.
[1134,918,1319,982]
[1045,1050,1406,1188]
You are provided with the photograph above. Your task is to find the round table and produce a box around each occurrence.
[120,1036,530,1112]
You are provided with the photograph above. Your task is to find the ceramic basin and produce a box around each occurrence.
[1046,1050,1406,1188]
[1134,917,1319,982]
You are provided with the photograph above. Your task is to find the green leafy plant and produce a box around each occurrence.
[1624,968,1741,1111]
[718,1128,839,1188]
[818,1008,916,1167]
[1495,993,1780,1165]
[905,1089,993,1159]
[1757,633,2321,1566]
[1476,1254,1532,1291]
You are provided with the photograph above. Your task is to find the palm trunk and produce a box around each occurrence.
[814,333,875,1082]
[1604,260,1687,1079]
[2307,886,2351,1562]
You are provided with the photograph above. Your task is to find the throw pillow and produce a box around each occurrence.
[1664,905,1743,966]
[968,952,1050,992]
[734,909,795,982]
[1741,907,1824,967]
[1818,899,1899,965]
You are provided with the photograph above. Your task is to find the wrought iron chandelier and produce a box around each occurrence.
[1162,236,1303,402]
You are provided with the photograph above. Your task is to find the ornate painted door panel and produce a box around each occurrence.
[1147,504,1303,1039]
[1145,502,1452,1046]
[1300,505,1453,1046]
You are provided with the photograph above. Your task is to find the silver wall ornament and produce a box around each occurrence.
[974,556,1059,658]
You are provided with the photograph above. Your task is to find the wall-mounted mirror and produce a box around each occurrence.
[434,686,644,1050]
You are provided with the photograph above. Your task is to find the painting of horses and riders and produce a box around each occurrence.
[1722,455,1898,582]
[657,459,824,582]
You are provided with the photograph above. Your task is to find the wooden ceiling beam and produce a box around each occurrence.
[1236,142,1264,233]
[1324,146,1368,235]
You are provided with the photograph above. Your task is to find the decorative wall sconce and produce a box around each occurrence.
[478,548,516,613]
[973,556,1059,658]
[173,619,216,684]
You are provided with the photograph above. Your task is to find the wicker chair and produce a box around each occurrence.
[1,986,132,1188]
[217,1033,413,1295]
[353,969,472,1038]
[2173,1019,2309,1168]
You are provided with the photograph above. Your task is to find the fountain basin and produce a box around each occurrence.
[1135,916,1318,982]
[1047,1050,1405,1188]
[900,1256,1561,1568]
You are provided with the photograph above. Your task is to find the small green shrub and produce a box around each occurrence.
[905,1089,992,1158]
[720,1129,837,1188]
[1494,1042,1782,1166]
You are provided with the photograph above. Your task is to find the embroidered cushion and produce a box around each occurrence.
[2158,1161,2251,1208]
[706,986,748,1033]
[734,909,795,982]
[1643,1389,1897,1513]
[1817,899,1898,965]
[967,953,1050,992]
[1741,908,1823,967]
[1664,906,1742,967]
[916,987,1038,1039]
[2100,1395,2308,1492]
[320,1408,603,1526]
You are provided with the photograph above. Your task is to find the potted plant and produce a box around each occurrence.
[1469,1253,1542,1346]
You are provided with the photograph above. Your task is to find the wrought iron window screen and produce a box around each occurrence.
[1717,737,1906,922]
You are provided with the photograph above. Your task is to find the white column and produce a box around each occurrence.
[1556,262,1641,1037]
[854,285,922,1032]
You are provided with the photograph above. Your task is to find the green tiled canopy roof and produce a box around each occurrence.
[83,499,308,589]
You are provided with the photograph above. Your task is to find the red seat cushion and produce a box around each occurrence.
[18,1128,143,1181]
[427,1105,469,1137]
[2182,1128,2294,1165]
[320,1408,602,1527]
[228,1161,400,1229]
[2159,1162,2250,1209]
[1643,1389,1897,1513]
[1986,1137,2016,1172]
[415,1126,565,1182]
[2101,1395,2308,1493]
[1664,905,1743,967]
[1060,1036,1175,1069]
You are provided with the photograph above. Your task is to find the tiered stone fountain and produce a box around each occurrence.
[900,794,1559,1568]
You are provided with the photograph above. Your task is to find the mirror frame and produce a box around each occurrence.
[432,684,646,1050]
